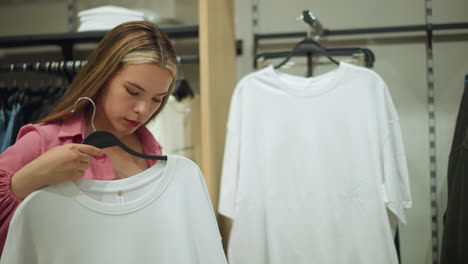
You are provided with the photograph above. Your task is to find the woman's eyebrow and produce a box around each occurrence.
[126,81,146,92]
[126,81,170,96]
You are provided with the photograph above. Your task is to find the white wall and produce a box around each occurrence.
[0,2,68,36]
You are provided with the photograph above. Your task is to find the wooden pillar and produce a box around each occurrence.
[199,0,236,249]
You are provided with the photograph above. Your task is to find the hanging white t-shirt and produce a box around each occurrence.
[219,62,412,264]
[146,95,194,158]
[0,155,227,264]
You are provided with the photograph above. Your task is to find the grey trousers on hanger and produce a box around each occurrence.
[440,75,468,264]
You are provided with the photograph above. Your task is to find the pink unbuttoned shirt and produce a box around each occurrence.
[0,114,162,255]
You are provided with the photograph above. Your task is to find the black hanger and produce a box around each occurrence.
[256,11,375,70]
[256,47,375,69]
[173,79,194,101]
[274,11,339,69]
[72,97,167,161]
[82,131,167,160]
[172,56,195,102]
[274,38,340,69]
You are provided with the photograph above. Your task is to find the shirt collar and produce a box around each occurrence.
[58,113,87,140]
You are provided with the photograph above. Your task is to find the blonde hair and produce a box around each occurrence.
[40,21,177,124]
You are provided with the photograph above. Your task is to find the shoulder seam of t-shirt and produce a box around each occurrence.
[234,66,272,91]
[173,155,199,170]
[341,62,383,80]
[342,63,390,91]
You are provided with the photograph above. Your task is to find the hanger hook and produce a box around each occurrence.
[176,56,185,79]
[71,97,97,132]
[297,10,324,40]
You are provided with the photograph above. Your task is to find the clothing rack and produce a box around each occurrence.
[0,61,86,74]
[0,26,242,60]
[254,22,468,69]
[0,25,199,61]
[254,22,468,54]
[0,25,204,105]
[0,56,197,102]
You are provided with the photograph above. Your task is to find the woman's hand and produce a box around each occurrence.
[38,144,104,185]
[11,144,103,199]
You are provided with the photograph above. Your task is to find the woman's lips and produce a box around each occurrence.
[125,119,141,127]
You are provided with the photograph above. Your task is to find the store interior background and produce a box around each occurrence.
[1,0,468,263]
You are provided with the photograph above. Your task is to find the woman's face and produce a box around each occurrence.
[94,63,173,139]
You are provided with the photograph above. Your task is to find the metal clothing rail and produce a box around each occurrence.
[0,25,199,61]
[0,25,199,48]
[0,61,86,74]
[0,25,243,61]
[254,22,468,56]
[0,25,198,48]
[0,55,200,73]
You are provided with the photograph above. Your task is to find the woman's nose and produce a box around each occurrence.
[133,100,149,115]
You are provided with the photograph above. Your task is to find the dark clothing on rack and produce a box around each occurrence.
[0,86,66,153]
[440,75,468,264]
[0,104,20,152]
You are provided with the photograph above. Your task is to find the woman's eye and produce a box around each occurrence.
[152,97,163,103]
[126,88,139,96]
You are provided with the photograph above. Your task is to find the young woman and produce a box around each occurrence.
[0,21,177,254]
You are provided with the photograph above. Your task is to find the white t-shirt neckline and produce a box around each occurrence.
[265,62,349,97]
[69,155,175,214]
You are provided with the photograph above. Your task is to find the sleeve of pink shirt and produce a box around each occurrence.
[0,124,45,255]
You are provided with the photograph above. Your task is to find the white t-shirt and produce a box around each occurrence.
[146,96,194,158]
[0,155,227,264]
[219,63,412,264]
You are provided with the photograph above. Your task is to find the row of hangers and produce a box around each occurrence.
[0,55,199,74]
[0,61,86,74]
